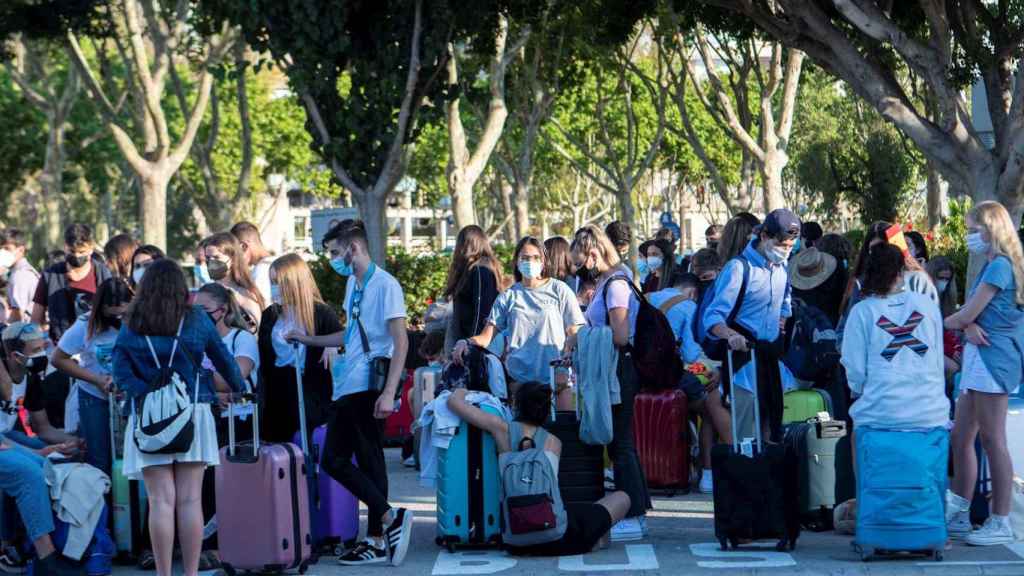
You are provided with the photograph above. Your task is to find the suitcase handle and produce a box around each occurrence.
[727,348,761,453]
[227,392,260,458]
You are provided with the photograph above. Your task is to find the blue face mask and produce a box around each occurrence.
[637,259,649,276]
[330,256,353,276]
[792,237,803,256]
[194,263,212,286]
[270,283,282,305]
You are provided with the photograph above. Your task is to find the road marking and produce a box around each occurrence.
[689,542,797,569]
[432,550,518,575]
[1009,542,1024,559]
[558,544,659,572]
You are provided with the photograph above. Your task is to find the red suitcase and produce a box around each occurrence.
[384,370,415,446]
[633,389,690,491]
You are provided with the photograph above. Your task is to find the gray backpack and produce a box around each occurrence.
[499,422,568,546]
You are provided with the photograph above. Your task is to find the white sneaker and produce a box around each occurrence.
[945,490,970,523]
[604,468,616,491]
[965,516,1015,546]
[698,469,714,494]
[610,518,643,542]
[637,515,648,537]
[402,455,416,468]
[947,510,972,539]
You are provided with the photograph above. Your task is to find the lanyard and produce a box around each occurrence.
[345,263,376,341]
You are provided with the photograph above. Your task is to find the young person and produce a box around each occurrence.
[570,224,650,540]
[925,257,963,379]
[647,271,731,494]
[640,239,674,294]
[0,229,39,323]
[111,260,245,576]
[906,230,929,266]
[945,201,1024,546]
[443,226,504,353]
[103,234,139,280]
[51,278,133,474]
[0,323,58,450]
[447,384,631,556]
[703,209,800,444]
[284,220,413,567]
[544,236,576,288]
[716,213,760,263]
[605,221,632,262]
[258,254,341,443]
[130,245,165,289]
[453,237,584,401]
[202,233,265,329]
[789,247,844,326]
[32,224,112,342]
[230,222,276,305]
[705,224,723,252]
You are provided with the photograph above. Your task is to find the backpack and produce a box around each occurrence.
[499,422,567,547]
[132,320,199,455]
[693,257,750,361]
[602,275,684,390]
[782,298,839,382]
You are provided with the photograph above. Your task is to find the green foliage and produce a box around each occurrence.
[0,70,45,206]
[931,197,971,299]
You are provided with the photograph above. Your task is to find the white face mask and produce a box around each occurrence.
[764,240,790,264]
[646,256,663,270]
[518,261,543,280]
[936,279,949,293]
[0,250,16,270]
[966,232,990,254]
[132,268,146,285]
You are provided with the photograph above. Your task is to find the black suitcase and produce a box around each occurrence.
[783,418,846,531]
[545,410,605,505]
[711,350,800,551]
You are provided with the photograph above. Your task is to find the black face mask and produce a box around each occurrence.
[576,267,597,285]
[707,241,719,252]
[697,279,714,301]
[22,354,48,375]
[66,254,89,269]
[107,316,123,330]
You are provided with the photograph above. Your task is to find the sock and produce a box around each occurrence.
[990,513,1010,527]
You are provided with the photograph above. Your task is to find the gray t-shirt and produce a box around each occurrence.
[488,279,585,384]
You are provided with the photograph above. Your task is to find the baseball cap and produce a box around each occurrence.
[2,322,46,344]
[760,209,802,239]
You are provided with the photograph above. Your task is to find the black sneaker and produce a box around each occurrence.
[0,551,26,575]
[383,508,414,567]
[29,555,56,576]
[337,540,387,566]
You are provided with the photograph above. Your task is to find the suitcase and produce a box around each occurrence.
[384,370,415,447]
[782,418,846,531]
[293,425,359,554]
[782,388,833,424]
[546,410,605,505]
[633,389,690,491]
[853,427,948,562]
[109,394,147,562]
[218,349,314,575]
[711,350,800,551]
[435,404,503,550]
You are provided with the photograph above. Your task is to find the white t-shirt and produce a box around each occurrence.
[0,379,26,434]
[57,316,118,399]
[252,256,275,306]
[223,328,260,391]
[333,266,406,400]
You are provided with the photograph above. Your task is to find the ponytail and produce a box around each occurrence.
[197,283,252,333]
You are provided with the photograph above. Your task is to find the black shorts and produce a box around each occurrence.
[678,373,708,404]
[507,502,613,556]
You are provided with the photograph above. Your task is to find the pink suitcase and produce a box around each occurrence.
[217,398,314,574]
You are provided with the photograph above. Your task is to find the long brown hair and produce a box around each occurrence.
[203,232,266,311]
[717,214,757,263]
[197,283,251,332]
[88,277,132,338]
[103,234,138,279]
[544,236,574,281]
[126,260,190,336]
[270,254,323,335]
[443,225,504,299]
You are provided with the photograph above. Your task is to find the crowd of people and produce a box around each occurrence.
[0,198,1021,576]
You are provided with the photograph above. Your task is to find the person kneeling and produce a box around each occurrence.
[447,384,630,556]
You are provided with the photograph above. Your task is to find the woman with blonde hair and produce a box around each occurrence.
[568,224,651,541]
[202,233,265,329]
[944,201,1024,546]
[257,253,342,442]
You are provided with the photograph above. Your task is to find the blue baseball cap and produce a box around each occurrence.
[759,209,802,239]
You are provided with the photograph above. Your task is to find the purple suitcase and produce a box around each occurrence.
[218,400,313,574]
[294,425,359,553]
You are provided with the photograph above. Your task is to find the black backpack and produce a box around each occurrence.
[602,275,684,391]
[782,298,839,382]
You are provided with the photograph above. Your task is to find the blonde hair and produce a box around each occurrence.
[271,254,324,335]
[571,224,624,274]
[970,201,1024,306]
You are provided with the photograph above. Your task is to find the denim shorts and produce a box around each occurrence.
[678,373,708,404]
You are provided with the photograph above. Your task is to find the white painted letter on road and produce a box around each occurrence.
[559,544,659,572]
[690,542,796,569]
[432,550,517,575]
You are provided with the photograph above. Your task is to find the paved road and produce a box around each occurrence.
[117,449,1023,576]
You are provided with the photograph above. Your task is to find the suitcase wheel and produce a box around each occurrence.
[298,559,310,574]
[446,541,456,554]
[933,550,943,562]
[718,537,729,551]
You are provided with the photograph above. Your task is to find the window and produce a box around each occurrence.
[294,216,308,240]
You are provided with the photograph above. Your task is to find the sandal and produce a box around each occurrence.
[198,551,221,571]
[136,550,156,571]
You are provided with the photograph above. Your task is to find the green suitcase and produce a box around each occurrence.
[782,389,833,424]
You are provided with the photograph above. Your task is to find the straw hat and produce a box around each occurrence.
[789,248,837,291]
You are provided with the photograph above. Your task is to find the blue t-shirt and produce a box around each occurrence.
[970,255,1024,392]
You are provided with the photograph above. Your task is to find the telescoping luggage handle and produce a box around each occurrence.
[227,392,260,458]
[727,346,762,456]
[293,343,319,508]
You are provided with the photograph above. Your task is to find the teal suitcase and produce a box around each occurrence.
[435,404,503,550]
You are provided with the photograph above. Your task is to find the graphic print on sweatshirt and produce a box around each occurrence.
[876,310,928,361]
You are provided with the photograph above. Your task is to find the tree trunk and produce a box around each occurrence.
[495,178,516,243]
[450,179,477,232]
[359,193,389,265]
[618,181,639,275]
[926,164,947,230]
[761,152,786,213]
[514,179,530,240]
[39,116,65,250]
[140,170,169,249]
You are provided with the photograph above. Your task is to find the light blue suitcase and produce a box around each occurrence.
[435,404,503,550]
[854,427,948,562]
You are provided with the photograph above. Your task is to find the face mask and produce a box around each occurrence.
[206,308,223,326]
[194,264,212,286]
[646,256,663,270]
[66,253,89,269]
[636,259,649,276]
[0,250,16,269]
[270,283,283,305]
[792,237,803,256]
[207,259,230,281]
[576,266,595,285]
[763,240,790,264]
[518,261,543,279]
[707,240,719,251]
[19,352,47,375]
[330,256,353,276]
[936,280,950,293]
[966,232,990,254]
[132,267,146,285]
[107,316,123,330]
